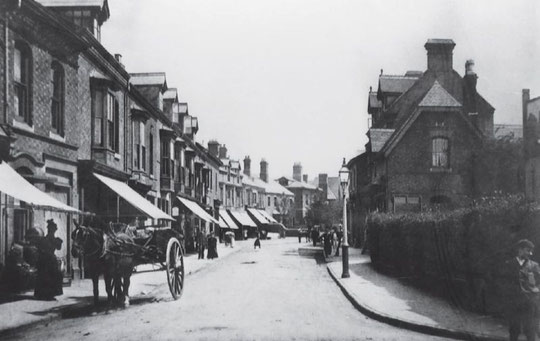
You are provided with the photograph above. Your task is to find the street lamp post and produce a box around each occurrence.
[339,158,350,278]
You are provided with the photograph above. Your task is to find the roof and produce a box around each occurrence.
[368,129,395,152]
[378,75,420,94]
[327,177,340,201]
[261,180,294,196]
[368,91,381,109]
[494,124,523,140]
[242,176,266,190]
[163,88,178,100]
[130,73,167,88]
[286,180,319,191]
[418,80,461,107]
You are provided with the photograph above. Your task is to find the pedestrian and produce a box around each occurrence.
[254,232,261,249]
[311,226,319,247]
[298,230,302,243]
[323,226,333,258]
[197,229,206,260]
[502,239,540,341]
[207,233,218,259]
[335,225,343,257]
[34,219,63,300]
[306,227,312,243]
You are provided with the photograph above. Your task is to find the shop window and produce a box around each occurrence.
[13,208,31,244]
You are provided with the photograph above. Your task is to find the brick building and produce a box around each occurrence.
[355,39,495,214]
[0,0,225,284]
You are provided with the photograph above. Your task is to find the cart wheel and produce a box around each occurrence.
[166,237,184,300]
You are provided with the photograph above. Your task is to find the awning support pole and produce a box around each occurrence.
[116,196,120,223]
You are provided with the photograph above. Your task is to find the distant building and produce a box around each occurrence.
[277,163,320,226]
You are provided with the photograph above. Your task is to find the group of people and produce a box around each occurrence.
[302,225,343,258]
[196,230,218,260]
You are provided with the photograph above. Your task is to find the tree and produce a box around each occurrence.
[305,200,342,227]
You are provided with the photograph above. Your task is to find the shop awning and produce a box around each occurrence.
[177,197,219,224]
[218,214,229,228]
[247,208,270,224]
[0,161,80,213]
[259,210,278,223]
[94,173,174,221]
[229,210,257,227]
[220,209,238,229]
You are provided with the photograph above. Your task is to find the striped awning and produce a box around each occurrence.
[220,209,238,229]
[228,210,257,227]
[0,162,80,213]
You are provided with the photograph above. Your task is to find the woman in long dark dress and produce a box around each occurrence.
[207,233,218,259]
[34,219,63,300]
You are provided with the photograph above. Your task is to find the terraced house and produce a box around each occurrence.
[0,0,226,286]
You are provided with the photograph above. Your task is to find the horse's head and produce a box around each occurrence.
[71,220,103,259]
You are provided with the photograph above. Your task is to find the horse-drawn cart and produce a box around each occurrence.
[72,221,186,305]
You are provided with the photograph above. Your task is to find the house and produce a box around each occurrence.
[359,39,495,213]
[277,163,320,226]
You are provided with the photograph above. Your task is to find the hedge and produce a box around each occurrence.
[367,196,540,314]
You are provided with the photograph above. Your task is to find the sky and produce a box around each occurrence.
[101,0,540,180]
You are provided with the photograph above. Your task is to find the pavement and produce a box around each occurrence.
[0,240,247,337]
[297,241,510,341]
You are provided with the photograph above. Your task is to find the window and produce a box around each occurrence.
[133,121,146,170]
[274,196,278,207]
[14,41,32,125]
[149,132,154,175]
[268,196,271,206]
[107,93,119,152]
[50,62,64,135]
[432,137,449,168]
[93,90,119,151]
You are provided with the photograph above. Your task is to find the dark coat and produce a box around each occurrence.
[500,257,540,314]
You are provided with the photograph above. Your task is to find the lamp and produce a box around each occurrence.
[338,157,350,278]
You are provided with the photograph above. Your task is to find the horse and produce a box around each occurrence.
[71,220,113,306]
[71,220,136,307]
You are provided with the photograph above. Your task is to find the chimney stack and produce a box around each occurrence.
[425,39,455,72]
[244,156,251,177]
[293,162,302,182]
[463,59,478,115]
[218,144,228,159]
[114,53,124,68]
[523,89,532,159]
[302,174,308,183]
[318,173,328,200]
[260,159,268,183]
[208,140,219,158]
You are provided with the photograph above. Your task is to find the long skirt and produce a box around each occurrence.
[34,253,62,300]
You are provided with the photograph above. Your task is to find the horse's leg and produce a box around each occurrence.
[104,271,113,306]
[123,272,131,307]
[92,272,99,307]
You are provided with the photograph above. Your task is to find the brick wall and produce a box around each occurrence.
[386,111,480,208]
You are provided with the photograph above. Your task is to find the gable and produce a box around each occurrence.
[419,80,461,107]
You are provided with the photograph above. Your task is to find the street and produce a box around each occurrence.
[3,239,450,341]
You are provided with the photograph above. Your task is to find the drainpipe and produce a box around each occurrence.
[3,11,8,125]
